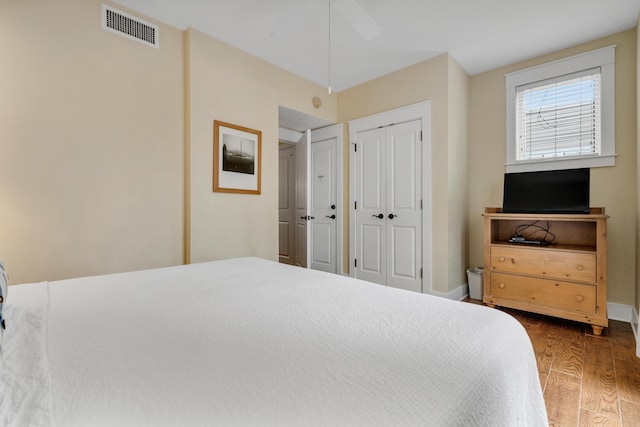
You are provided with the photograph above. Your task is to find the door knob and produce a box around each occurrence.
[331,204,336,210]
[388,214,397,219]
[326,215,336,219]
[372,214,384,219]
[309,216,315,220]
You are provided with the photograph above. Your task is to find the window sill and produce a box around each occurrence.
[506,154,616,173]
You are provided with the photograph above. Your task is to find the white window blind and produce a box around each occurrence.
[516,68,601,161]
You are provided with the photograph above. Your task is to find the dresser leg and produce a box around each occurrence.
[486,304,496,309]
[591,325,604,336]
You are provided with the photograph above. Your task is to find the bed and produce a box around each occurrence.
[1,257,546,426]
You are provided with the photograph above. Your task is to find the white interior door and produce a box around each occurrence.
[309,133,337,273]
[353,120,422,292]
[295,131,310,268]
[386,121,422,292]
[354,127,386,285]
[278,145,296,265]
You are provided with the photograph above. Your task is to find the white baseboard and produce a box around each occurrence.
[606,303,640,357]
[631,306,639,359]
[606,302,634,322]
[429,283,470,301]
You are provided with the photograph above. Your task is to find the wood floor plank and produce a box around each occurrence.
[612,330,638,362]
[528,325,555,375]
[579,409,621,427]
[620,400,640,426]
[581,363,619,419]
[609,320,633,333]
[545,370,581,426]
[539,372,548,391]
[560,321,587,344]
[584,335,614,370]
[553,339,585,377]
[615,358,640,405]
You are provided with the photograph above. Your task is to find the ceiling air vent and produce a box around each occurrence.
[102,4,159,48]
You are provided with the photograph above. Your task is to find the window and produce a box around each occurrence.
[516,69,600,161]
[505,46,616,172]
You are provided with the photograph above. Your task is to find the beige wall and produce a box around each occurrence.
[338,54,470,294]
[186,29,338,264]
[0,0,185,284]
[0,0,338,284]
[447,56,470,290]
[469,29,638,305]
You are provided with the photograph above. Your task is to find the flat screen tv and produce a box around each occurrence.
[502,168,590,214]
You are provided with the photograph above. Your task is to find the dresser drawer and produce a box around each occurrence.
[490,272,597,314]
[490,246,596,283]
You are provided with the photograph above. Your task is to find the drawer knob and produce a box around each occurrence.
[498,256,505,262]
[499,283,505,289]
[576,264,584,271]
[576,295,584,302]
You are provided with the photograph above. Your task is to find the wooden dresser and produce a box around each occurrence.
[483,207,608,335]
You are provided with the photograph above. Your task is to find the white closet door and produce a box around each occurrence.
[353,120,422,292]
[309,137,337,273]
[354,127,386,285]
[385,120,422,292]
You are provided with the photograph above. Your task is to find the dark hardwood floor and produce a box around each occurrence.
[466,298,640,426]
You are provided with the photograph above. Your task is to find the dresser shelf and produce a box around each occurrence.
[483,207,608,335]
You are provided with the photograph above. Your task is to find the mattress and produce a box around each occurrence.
[1,257,547,426]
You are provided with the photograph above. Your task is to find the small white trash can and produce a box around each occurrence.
[466,267,484,300]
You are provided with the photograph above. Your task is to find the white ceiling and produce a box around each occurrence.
[114,0,640,131]
[115,0,639,93]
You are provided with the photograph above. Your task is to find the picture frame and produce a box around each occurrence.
[213,120,262,194]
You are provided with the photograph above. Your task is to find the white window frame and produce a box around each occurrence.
[505,45,616,173]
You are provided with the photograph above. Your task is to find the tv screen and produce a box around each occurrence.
[502,168,590,214]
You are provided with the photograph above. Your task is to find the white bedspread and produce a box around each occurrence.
[1,258,547,426]
[0,282,54,427]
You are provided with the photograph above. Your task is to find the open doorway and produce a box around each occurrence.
[278,106,343,274]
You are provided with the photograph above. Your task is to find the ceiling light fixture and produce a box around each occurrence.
[327,0,332,94]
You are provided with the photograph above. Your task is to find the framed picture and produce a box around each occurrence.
[213,120,262,194]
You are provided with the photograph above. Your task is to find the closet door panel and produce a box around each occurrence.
[354,128,386,285]
[386,120,422,293]
[390,225,417,278]
[389,127,418,210]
